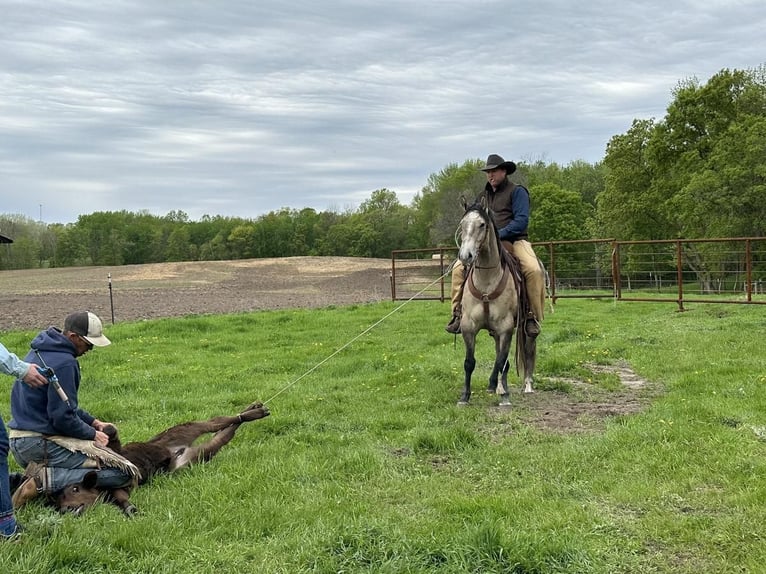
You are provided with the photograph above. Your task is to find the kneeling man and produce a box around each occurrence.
[9,311,136,508]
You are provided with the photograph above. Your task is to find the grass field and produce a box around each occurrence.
[2,298,765,573]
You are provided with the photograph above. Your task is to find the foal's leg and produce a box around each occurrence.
[108,487,138,517]
[150,403,269,447]
[168,425,240,471]
[167,404,270,472]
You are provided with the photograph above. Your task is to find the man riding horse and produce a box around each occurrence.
[446,154,545,337]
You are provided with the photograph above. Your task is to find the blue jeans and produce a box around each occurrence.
[1,416,15,527]
[10,435,133,492]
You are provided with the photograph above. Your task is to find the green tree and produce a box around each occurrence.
[199,230,231,260]
[530,183,592,242]
[54,225,89,267]
[358,189,413,257]
[597,119,668,240]
[166,226,193,262]
[292,208,321,255]
[412,160,486,247]
[652,67,766,238]
[227,224,257,259]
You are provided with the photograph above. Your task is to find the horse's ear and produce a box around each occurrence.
[82,471,99,489]
[479,194,488,211]
[459,195,468,211]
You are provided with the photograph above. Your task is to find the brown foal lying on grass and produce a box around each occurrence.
[55,401,270,516]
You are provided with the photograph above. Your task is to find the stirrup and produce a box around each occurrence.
[445,314,461,334]
[524,317,541,338]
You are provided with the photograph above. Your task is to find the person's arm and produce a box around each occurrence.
[46,363,97,440]
[0,342,48,387]
[497,186,530,241]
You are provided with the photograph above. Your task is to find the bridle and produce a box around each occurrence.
[460,208,498,270]
[460,206,510,316]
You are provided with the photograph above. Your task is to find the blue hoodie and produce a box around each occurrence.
[9,327,96,440]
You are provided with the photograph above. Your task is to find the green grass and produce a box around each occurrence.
[2,299,766,573]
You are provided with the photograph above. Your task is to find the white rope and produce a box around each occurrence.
[263,259,457,406]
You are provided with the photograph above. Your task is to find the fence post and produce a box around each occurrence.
[390,253,396,301]
[612,241,621,300]
[746,239,753,302]
[547,243,556,304]
[675,240,684,311]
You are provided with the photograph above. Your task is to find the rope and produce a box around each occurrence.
[262,260,457,406]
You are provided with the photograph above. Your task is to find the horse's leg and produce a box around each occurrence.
[486,332,505,394]
[486,334,499,395]
[459,332,477,405]
[522,333,537,394]
[495,331,513,407]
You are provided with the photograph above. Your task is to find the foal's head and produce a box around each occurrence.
[55,471,103,515]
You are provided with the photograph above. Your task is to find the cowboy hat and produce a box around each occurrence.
[479,154,516,175]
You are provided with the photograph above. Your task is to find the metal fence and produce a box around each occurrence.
[391,237,766,310]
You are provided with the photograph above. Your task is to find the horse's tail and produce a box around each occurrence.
[500,247,529,376]
[539,256,554,315]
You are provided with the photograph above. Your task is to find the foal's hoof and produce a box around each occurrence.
[243,401,264,412]
[239,405,270,422]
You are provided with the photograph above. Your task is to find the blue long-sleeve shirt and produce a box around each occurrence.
[0,343,32,379]
[8,328,96,440]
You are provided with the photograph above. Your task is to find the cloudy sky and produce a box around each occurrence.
[1,1,764,224]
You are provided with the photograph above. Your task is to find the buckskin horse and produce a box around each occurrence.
[455,197,537,406]
[54,401,270,516]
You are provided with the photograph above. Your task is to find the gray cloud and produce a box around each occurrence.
[1,0,763,223]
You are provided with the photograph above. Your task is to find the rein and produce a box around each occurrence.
[462,208,509,320]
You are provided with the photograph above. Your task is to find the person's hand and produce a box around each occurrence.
[22,364,49,389]
[92,419,108,431]
[94,430,110,447]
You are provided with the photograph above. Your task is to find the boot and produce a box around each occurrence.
[524,313,541,338]
[0,521,23,541]
[11,462,48,510]
[445,313,461,334]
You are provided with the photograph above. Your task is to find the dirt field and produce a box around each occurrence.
[0,257,392,332]
[0,257,656,433]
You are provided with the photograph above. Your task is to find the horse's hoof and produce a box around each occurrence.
[522,386,535,394]
[498,401,511,408]
[457,401,469,407]
[486,388,497,395]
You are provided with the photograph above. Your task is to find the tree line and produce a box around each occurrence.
[1,66,764,271]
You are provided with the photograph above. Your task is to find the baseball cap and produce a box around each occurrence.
[63,311,111,347]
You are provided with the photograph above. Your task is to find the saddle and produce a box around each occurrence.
[465,241,530,323]
[463,242,532,374]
